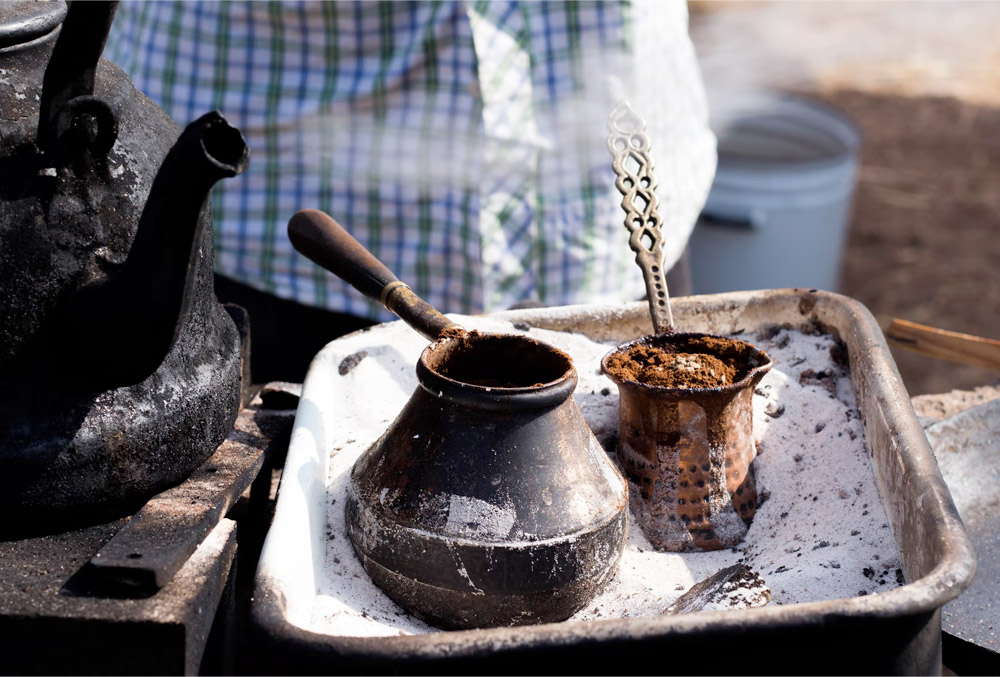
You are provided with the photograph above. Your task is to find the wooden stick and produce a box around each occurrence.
[886,318,1000,371]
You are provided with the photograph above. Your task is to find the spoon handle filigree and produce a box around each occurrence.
[607,101,673,334]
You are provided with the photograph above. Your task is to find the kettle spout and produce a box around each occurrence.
[59,111,249,390]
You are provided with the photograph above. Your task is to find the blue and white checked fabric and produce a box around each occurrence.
[105,1,715,320]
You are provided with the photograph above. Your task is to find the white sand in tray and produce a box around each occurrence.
[308,316,902,637]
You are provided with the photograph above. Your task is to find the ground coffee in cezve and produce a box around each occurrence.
[604,335,751,388]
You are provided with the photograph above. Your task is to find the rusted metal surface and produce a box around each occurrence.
[607,100,673,333]
[346,332,628,629]
[603,333,773,551]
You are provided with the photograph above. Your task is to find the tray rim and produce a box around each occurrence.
[251,288,976,663]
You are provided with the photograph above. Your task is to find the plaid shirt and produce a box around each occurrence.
[105,1,715,320]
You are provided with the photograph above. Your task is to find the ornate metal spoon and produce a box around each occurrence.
[607,100,673,333]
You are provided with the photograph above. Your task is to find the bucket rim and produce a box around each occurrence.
[712,94,861,173]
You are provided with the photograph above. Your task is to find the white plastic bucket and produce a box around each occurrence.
[689,96,861,294]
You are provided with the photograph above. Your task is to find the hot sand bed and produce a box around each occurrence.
[305,315,902,637]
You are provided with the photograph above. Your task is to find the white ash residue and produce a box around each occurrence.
[308,317,902,637]
[445,494,517,540]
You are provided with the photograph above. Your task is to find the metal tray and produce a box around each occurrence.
[250,289,974,674]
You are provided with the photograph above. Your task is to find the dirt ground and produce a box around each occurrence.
[690,1,1000,396]
[823,90,1000,395]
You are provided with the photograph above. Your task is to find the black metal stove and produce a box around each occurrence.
[0,384,296,675]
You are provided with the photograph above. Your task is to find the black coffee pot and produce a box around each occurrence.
[0,2,249,535]
[289,209,629,629]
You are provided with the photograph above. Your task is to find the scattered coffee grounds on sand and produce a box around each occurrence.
[604,335,757,388]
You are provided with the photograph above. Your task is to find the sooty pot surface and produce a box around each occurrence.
[346,332,629,630]
[0,2,248,535]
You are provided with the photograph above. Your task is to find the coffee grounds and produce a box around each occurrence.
[438,325,468,340]
[431,330,571,388]
[605,335,755,388]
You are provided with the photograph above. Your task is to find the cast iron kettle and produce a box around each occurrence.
[0,2,249,535]
[289,209,629,629]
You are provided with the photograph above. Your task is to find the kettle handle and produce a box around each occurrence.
[38,1,119,155]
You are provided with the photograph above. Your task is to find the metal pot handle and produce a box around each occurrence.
[37,1,119,157]
[288,209,461,341]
